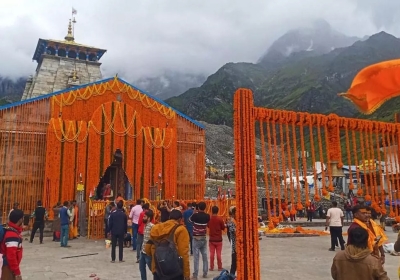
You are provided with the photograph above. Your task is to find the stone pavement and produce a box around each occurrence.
[21,226,400,280]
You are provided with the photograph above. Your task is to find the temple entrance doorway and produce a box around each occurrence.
[95,149,133,200]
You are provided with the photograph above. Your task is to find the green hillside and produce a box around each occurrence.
[167,32,400,126]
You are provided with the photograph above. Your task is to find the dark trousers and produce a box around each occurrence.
[132,223,139,249]
[230,252,237,275]
[136,233,144,260]
[111,233,124,261]
[104,219,109,239]
[188,230,193,255]
[330,226,345,250]
[30,221,44,243]
[307,211,313,222]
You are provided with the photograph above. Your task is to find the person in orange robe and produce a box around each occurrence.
[69,200,79,239]
[72,202,79,238]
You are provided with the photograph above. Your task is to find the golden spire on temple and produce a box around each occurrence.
[64,19,75,42]
[72,69,77,81]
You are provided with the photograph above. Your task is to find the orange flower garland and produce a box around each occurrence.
[390,129,400,217]
[42,78,204,210]
[233,88,260,280]
[279,120,289,214]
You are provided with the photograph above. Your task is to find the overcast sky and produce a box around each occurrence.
[0,0,399,81]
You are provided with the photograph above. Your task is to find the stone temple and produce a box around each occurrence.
[21,19,106,100]
[0,17,205,233]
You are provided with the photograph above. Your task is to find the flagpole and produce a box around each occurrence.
[72,8,77,38]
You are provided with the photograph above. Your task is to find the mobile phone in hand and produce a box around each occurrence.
[375,235,382,245]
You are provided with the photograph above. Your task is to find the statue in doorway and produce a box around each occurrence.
[113,149,123,166]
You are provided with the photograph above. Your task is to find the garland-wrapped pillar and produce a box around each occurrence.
[233,88,260,280]
[326,114,343,189]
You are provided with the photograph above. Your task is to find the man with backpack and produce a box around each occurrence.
[29,200,48,244]
[144,209,190,280]
[1,209,24,280]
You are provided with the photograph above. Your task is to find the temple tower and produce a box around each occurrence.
[21,18,107,100]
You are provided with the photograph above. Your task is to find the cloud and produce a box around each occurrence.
[0,0,399,81]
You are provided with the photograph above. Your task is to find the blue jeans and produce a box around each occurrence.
[60,224,69,247]
[345,211,353,222]
[193,237,208,277]
[139,251,152,280]
[132,223,139,249]
[136,234,144,260]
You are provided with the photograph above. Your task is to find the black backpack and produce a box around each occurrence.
[154,224,183,279]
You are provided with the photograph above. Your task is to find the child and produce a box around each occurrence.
[124,232,131,248]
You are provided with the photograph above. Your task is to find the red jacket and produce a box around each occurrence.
[207,215,225,242]
[1,222,23,276]
[138,210,155,235]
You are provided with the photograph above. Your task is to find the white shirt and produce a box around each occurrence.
[327,207,344,227]
[129,205,143,224]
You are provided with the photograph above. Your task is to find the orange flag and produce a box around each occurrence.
[339,59,400,114]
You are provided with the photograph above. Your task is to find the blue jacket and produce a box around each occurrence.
[109,209,127,235]
[183,208,194,233]
[59,207,70,226]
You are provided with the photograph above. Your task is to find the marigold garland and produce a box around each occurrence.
[42,82,204,209]
[390,130,400,217]
[233,88,261,280]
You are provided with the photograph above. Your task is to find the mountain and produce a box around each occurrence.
[0,77,26,104]
[258,19,360,66]
[134,71,207,100]
[167,31,400,126]
[167,63,268,125]
[0,71,206,105]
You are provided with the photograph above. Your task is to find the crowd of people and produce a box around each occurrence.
[0,199,81,279]
[104,199,237,280]
[325,201,392,280]
[4,194,400,280]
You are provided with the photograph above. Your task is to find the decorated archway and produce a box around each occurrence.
[43,100,177,209]
[95,149,133,200]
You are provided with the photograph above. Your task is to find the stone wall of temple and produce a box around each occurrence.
[22,55,103,100]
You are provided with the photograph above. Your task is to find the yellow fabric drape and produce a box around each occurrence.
[353,218,387,251]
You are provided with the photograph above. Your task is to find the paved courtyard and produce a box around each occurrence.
[20,226,400,280]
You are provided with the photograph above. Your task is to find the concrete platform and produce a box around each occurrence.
[20,225,400,280]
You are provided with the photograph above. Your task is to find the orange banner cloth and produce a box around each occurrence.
[339,59,400,114]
